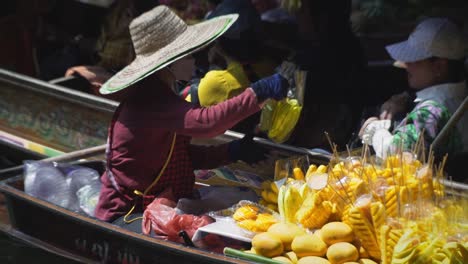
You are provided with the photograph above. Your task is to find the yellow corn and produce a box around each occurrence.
[295,193,331,229]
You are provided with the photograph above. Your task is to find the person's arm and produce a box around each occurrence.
[180,88,261,138]
[127,73,287,138]
[372,100,449,156]
[379,91,415,121]
[390,100,449,151]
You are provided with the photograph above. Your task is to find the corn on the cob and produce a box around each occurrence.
[295,193,332,229]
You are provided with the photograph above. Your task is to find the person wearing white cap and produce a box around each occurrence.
[359,17,467,158]
[94,5,289,222]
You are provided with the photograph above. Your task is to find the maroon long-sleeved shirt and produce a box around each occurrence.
[95,77,261,221]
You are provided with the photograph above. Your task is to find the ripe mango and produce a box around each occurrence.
[297,256,330,264]
[320,222,354,245]
[292,233,328,258]
[326,242,359,264]
[252,232,284,258]
[268,222,306,251]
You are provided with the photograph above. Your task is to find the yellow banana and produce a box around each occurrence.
[293,167,305,181]
[305,164,317,179]
[283,185,303,223]
[270,181,279,194]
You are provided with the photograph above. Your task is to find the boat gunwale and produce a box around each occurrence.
[0,173,252,264]
[0,68,118,114]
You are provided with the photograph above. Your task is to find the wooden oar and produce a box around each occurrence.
[0,144,107,179]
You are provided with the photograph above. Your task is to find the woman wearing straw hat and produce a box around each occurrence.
[359,18,467,159]
[94,5,289,222]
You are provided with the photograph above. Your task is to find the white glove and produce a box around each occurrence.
[360,119,391,145]
[372,128,393,159]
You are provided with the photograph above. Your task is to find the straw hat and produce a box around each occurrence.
[100,5,238,94]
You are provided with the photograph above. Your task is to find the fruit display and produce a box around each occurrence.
[228,151,467,264]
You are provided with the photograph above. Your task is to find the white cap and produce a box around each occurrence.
[386,18,466,62]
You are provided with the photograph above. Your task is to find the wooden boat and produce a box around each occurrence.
[0,132,332,264]
[0,68,115,157]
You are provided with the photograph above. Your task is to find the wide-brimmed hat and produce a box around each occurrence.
[386,18,465,63]
[100,5,238,94]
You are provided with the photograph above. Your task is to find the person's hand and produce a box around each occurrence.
[380,91,412,120]
[250,73,289,102]
[358,117,391,145]
[228,134,268,164]
[65,65,113,93]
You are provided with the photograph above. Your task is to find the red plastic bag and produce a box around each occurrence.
[142,189,215,244]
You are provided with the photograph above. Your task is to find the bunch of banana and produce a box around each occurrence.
[267,98,302,143]
[277,183,304,223]
[305,164,328,181]
[258,99,277,132]
[259,180,279,212]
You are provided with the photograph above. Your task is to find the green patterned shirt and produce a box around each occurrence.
[390,82,467,154]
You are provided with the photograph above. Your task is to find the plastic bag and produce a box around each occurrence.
[23,160,102,215]
[274,155,309,187]
[76,180,101,216]
[24,161,72,208]
[142,189,215,244]
[258,61,306,143]
[66,167,100,212]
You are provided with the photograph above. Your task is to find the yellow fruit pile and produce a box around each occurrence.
[233,204,279,233]
[249,221,379,264]
[240,152,467,263]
